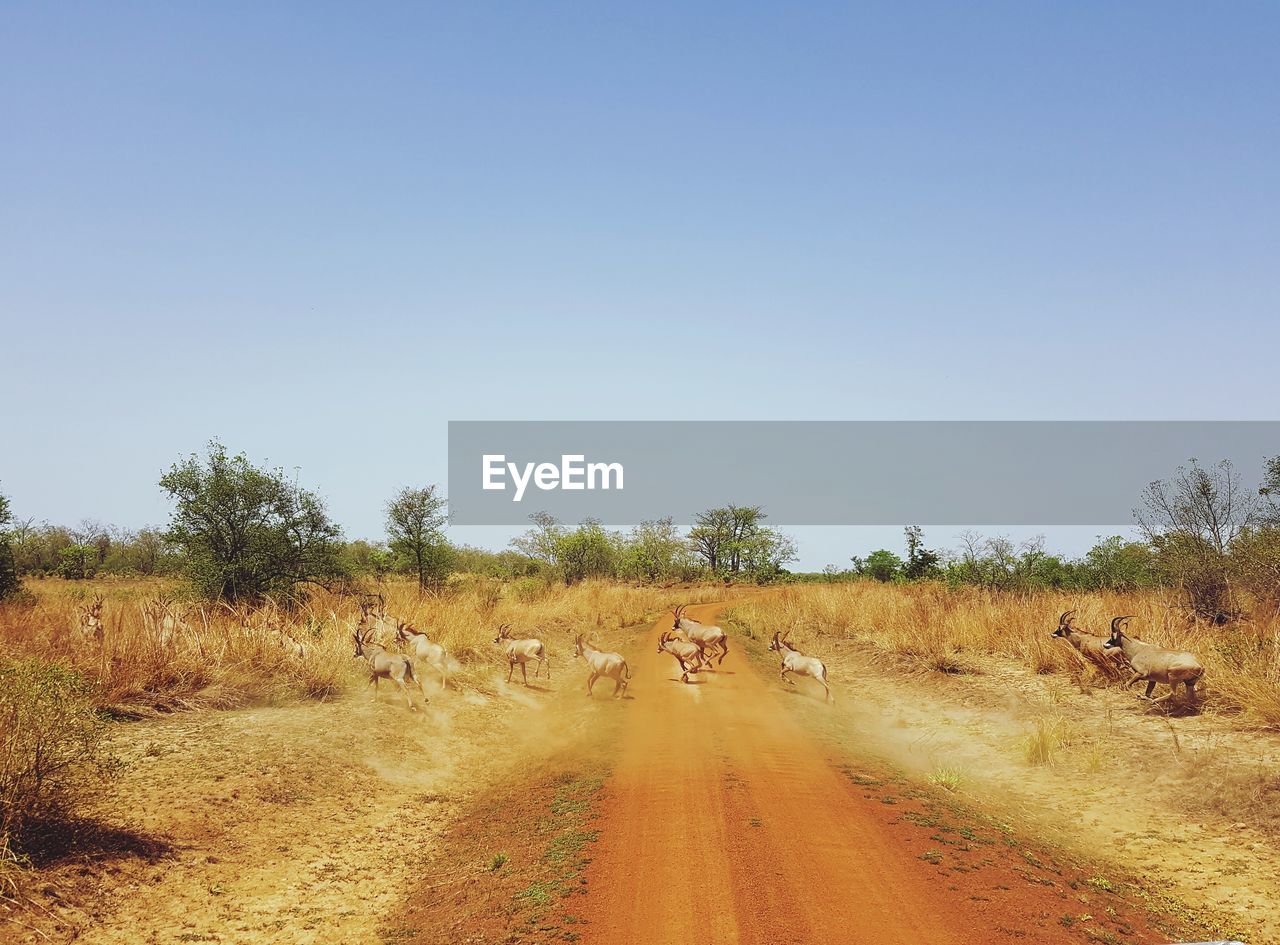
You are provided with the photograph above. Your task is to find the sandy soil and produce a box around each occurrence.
[4,656,612,945]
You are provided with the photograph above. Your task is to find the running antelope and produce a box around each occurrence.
[768,631,832,703]
[493,623,549,685]
[573,634,631,698]
[1104,616,1205,702]
[657,629,706,684]
[396,622,450,690]
[1049,610,1129,679]
[353,622,427,710]
[671,605,729,665]
[77,595,105,643]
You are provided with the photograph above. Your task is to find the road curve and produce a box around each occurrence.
[578,601,1003,945]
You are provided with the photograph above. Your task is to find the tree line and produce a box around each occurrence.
[840,457,1280,622]
[0,443,798,603]
[4,445,1280,621]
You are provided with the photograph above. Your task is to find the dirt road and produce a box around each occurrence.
[578,602,1151,945]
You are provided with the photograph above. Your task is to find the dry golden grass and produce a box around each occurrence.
[728,582,1280,728]
[0,576,727,713]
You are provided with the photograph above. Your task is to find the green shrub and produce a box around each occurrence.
[0,660,112,855]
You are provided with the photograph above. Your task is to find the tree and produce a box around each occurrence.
[618,518,698,583]
[1136,459,1256,621]
[852,549,902,582]
[736,529,797,582]
[688,507,734,574]
[57,544,96,580]
[554,519,620,584]
[689,505,783,578]
[511,511,566,566]
[902,526,942,580]
[0,488,20,600]
[159,441,345,602]
[386,485,452,592]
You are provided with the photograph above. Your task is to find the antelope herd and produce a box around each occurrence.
[1051,610,1206,703]
[64,594,1210,712]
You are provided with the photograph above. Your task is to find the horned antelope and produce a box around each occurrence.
[1104,616,1205,702]
[656,629,706,684]
[493,623,549,685]
[77,595,105,643]
[353,622,427,710]
[768,631,832,703]
[671,605,729,665]
[396,622,449,690]
[573,634,631,698]
[141,596,189,646]
[1049,610,1129,679]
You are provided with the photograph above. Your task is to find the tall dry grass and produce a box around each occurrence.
[728,582,1280,728]
[0,576,726,713]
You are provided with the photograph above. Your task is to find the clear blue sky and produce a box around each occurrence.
[3,2,1277,568]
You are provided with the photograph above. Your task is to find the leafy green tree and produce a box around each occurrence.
[0,489,20,600]
[342,540,395,577]
[688,507,734,574]
[618,517,697,583]
[386,485,452,591]
[554,519,620,584]
[689,505,791,580]
[736,529,797,582]
[1079,536,1157,591]
[852,549,903,582]
[902,526,942,580]
[57,544,97,580]
[159,441,345,602]
[511,511,566,566]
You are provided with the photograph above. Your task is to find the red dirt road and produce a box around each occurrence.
[577,602,1163,945]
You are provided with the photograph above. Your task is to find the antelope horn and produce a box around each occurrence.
[1110,616,1133,633]
[1059,609,1076,626]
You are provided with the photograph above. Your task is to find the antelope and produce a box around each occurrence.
[141,596,189,645]
[396,622,449,690]
[573,634,631,698]
[768,631,832,703]
[671,605,729,665]
[353,622,427,710]
[656,629,706,684]
[77,595,105,643]
[493,623,549,685]
[1104,616,1205,702]
[274,623,309,659]
[1049,610,1129,679]
[360,596,400,639]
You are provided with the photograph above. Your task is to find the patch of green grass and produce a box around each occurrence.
[926,768,962,788]
[489,852,508,871]
[545,830,597,866]
[515,880,559,907]
[919,850,943,865]
[1085,875,1114,893]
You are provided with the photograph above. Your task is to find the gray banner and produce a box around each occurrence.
[447,421,1280,526]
